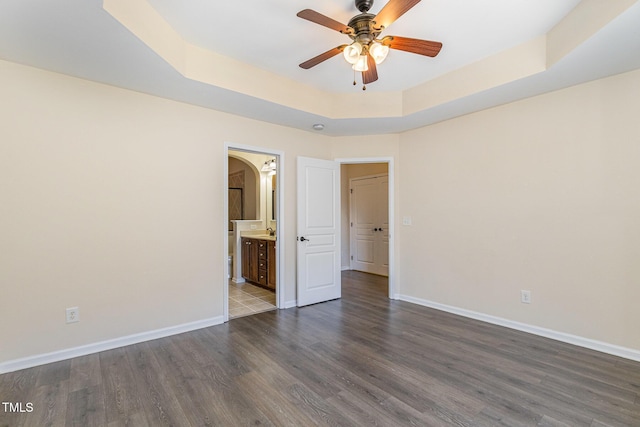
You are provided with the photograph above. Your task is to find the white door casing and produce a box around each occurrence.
[350,175,389,276]
[297,157,341,306]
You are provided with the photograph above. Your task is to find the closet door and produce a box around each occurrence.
[350,175,388,276]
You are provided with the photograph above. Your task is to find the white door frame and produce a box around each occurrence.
[223,142,286,322]
[336,157,396,300]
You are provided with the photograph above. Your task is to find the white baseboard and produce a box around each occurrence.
[0,316,224,374]
[398,295,640,362]
[283,299,298,309]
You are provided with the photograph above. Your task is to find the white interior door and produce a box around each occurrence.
[297,157,341,306]
[350,175,389,276]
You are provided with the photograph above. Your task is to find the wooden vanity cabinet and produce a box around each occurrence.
[241,237,258,283]
[241,237,276,291]
[267,240,276,290]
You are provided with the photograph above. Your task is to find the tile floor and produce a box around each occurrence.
[229,281,276,319]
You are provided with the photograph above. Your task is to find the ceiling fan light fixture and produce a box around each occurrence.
[369,42,390,64]
[343,42,362,65]
[352,54,369,72]
[297,0,443,88]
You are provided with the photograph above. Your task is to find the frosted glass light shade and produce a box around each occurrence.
[369,42,390,64]
[352,55,369,72]
[343,42,362,65]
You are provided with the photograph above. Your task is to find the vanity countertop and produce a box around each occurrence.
[241,233,276,241]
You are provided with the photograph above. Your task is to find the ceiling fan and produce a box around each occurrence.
[297,0,443,90]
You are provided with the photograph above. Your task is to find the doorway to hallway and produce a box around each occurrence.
[338,159,393,299]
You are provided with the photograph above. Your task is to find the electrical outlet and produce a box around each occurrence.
[521,290,531,304]
[66,307,80,323]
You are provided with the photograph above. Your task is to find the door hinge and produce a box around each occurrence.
[351,255,353,260]
[350,222,353,227]
[350,188,353,194]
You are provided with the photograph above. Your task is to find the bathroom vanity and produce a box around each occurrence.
[241,236,276,290]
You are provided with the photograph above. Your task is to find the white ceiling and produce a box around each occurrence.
[1,0,640,136]
[147,0,579,93]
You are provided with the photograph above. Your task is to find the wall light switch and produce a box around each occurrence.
[402,216,412,226]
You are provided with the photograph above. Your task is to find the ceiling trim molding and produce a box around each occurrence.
[103,0,636,124]
[547,0,638,68]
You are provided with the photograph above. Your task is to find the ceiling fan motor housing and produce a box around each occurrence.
[348,13,379,45]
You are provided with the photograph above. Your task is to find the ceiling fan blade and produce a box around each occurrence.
[297,9,353,34]
[382,36,442,57]
[373,0,421,30]
[299,45,347,69]
[362,53,378,84]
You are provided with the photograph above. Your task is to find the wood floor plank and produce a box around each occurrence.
[99,347,143,426]
[69,353,102,393]
[125,342,190,426]
[0,366,39,427]
[31,380,70,427]
[36,359,71,387]
[65,385,106,427]
[149,339,223,426]
[235,371,317,426]
[323,390,387,426]
[1,270,639,426]
[285,382,351,426]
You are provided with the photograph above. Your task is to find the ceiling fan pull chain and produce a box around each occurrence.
[353,69,357,86]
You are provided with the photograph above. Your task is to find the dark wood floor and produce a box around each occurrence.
[1,271,639,426]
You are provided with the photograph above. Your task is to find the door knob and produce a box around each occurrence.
[299,236,310,242]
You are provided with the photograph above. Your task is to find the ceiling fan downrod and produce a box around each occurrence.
[355,0,374,13]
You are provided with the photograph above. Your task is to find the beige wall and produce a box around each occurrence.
[2,57,639,366]
[398,68,640,351]
[0,60,331,363]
